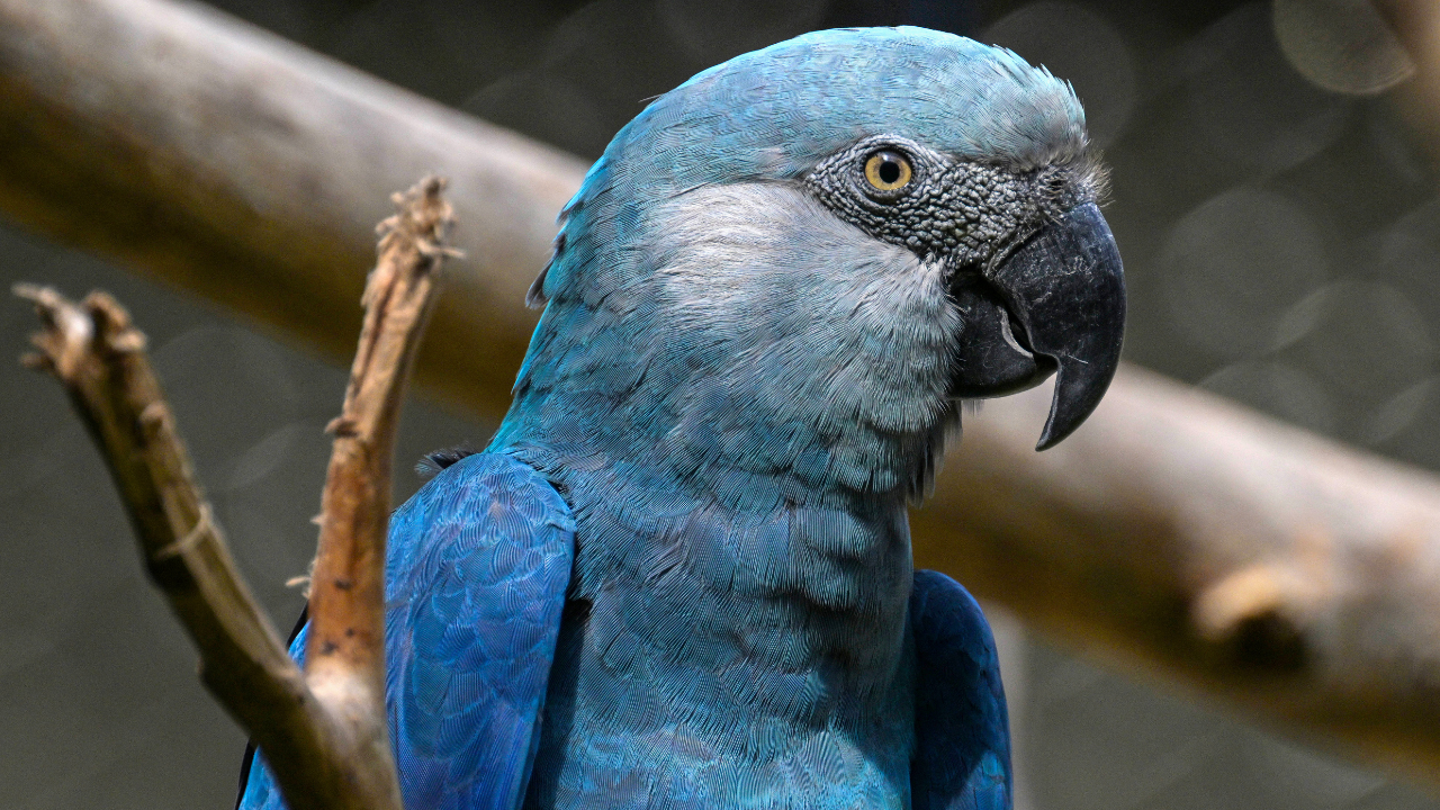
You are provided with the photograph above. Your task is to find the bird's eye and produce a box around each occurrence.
[863,150,913,192]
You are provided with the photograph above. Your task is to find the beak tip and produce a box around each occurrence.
[1034,413,1073,452]
[1034,350,1122,452]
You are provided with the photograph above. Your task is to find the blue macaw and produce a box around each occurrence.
[239,25,1124,810]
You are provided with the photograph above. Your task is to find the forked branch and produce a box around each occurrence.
[16,176,456,810]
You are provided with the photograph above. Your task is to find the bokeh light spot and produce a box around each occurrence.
[1162,187,1327,358]
[1179,3,1351,176]
[1199,361,1336,434]
[1273,0,1414,96]
[984,1,1136,149]
[1298,280,1434,398]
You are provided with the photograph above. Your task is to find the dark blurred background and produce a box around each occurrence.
[4,0,1440,806]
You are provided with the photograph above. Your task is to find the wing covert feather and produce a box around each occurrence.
[238,452,575,810]
[910,569,1013,810]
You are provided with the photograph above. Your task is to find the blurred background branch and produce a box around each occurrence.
[0,0,583,416]
[5,0,1440,807]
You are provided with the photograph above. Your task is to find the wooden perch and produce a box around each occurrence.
[8,0,1440,787]
[15,176,456,810]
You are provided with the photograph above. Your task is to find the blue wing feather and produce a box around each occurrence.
[238,452,575,810]
[910,569,1013,810]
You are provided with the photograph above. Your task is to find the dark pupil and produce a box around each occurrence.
[878,157,901,184]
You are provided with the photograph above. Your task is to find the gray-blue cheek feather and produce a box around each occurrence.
[647,183,961,502]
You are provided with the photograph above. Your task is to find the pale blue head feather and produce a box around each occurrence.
[532,27,1085,305]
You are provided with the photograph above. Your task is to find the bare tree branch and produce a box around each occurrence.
[15,176,455,809]
[9,0,1440,786]
[302,176,456,809]
[14,284,344,808]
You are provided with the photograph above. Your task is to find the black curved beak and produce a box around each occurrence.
[948,201,1125,450]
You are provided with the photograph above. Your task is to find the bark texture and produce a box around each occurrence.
[16,176,456,809]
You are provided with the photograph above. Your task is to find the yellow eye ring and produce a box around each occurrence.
[863,150,913,192]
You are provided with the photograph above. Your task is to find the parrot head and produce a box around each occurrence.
[512,26,1125,500]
